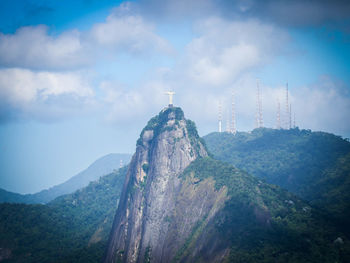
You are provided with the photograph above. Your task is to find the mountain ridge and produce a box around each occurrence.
[0,153,131,204]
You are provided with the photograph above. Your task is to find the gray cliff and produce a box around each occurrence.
[104,107,228,263]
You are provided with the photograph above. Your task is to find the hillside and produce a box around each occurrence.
[204,128,350,200]
[105,108,350,263]
[180,157,350,262]
[0,166,127,262]
[0,153,131,204]
[204,128,350,236]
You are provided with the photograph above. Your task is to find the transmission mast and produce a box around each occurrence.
[226,110,230,132]
[293,112,296,128]
[276,99,281,129]
[218,101,222,133]
[231,91,237,134]
[289,104,292,129]
[256,79,263,128]
[285,82,290,129]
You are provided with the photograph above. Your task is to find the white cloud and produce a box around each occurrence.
[0,4,172,70]
[0,68,94,120]
[100,77,171,123]
[90,5,172,54]
[293,77,350,135]
[0,26,88,70]
[182,18,288,87]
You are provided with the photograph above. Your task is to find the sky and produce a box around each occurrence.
[0,0,350,194]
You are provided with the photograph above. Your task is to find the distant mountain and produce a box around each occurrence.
[0,188,30,204]
[0,153,131,204]
[0,166,128,262]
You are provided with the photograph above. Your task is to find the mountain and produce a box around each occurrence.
[204,128,350,236]
[0,153,131,204]
[104,108,350,263]
[0,188,30,204]
[0,166,128,262]
[104,107,208,263]
[203,128,350,200]
[1,109,350,262]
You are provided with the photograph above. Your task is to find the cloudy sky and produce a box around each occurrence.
[1,0,350,194]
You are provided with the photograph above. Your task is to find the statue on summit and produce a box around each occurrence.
[165,91,175,107]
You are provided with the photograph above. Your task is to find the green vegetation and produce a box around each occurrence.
[144,246,152,263]
[0,166,127,262]
[202,128,350,260]
[180,157,350,262]
[142,163,149,173]
[137,107,184,146]
[185,119,209,156]
[204,128,350,203]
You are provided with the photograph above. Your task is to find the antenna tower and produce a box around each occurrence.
[256,79,263,128]
[120,159,123,168]
[226,110,230,132]
[218,101,222,133]
[293,112,296,128]
[231,91,237,134]
[276,99,281,129]
[285,83,290,129]
[289,104,292,129]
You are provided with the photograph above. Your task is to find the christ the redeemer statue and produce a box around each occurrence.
[165,91,175,107]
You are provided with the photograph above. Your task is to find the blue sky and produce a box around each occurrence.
[0,0,350,193]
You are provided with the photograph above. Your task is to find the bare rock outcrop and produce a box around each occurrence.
[104,107,227,263]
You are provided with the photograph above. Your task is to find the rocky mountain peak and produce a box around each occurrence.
[104,107,211,263]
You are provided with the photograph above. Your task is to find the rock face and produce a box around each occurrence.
[104,107,227,263]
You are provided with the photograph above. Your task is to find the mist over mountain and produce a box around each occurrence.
[0,153,131,204]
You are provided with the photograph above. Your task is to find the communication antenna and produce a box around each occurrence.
[231,91,237,134]
[276,99,281,129]
[290,104,292,129]
[256,79,263,128]
[226,109,230,132]
[285,82,289,129]
[218,101,222,133]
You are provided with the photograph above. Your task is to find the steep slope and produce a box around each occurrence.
[0,166,127,262]
[104,107,210,263]
[180,157,350,262]
[204,128,350,238]
[310,153,350,236]
[203,128,350,200]
[105,109,350,263]
[0,153,131,204]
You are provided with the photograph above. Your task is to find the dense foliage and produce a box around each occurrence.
[181,157,350,262]
[0,166,127,262]
[204,128,350,203]
[137,107,185,146]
